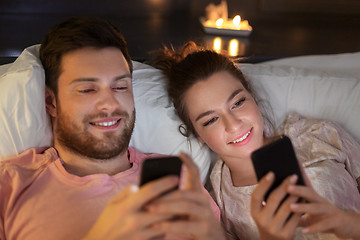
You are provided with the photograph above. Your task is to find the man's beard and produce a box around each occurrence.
[55,105,135,160]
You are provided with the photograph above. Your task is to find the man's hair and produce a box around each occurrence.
[40,17,133,96]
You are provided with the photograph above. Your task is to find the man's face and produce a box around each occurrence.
[52,47,135,159]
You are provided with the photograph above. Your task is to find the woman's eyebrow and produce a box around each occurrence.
[227,89,243,103]
[195,89,244,122]
[195,110,215,122]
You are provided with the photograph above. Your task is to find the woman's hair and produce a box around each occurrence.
[40,17,133,97]
[151,41,267,138]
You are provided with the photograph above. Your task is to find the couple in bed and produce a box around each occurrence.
[0,16,359,240]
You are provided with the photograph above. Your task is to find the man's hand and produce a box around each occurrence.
[83,153,226,240]
[144,153,226,240]
[83,175,180,240]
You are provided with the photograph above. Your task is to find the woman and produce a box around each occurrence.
[150,42,360,240]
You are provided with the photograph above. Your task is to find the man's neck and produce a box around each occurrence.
[54,144,131,177]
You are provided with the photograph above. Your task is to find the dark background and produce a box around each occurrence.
[1,0,360,64]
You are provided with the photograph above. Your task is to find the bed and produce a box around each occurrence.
[1,44,359,183]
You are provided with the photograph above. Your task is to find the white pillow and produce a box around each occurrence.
[239,63,360,143]
[264,52,360,76]
[130,61,212,182]
[0,45,52,158]
[0,45,212,183]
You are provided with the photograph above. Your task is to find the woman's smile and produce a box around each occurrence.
[228,128,253,145]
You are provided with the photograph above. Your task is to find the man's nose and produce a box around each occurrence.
[96,89,119,112]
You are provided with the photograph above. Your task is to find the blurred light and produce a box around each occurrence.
[229,39,239,56]
[213,37,222,52]
[147,0,164,5]
[216,18,224,27]
[233,15,241,27]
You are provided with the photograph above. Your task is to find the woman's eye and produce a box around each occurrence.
[203,117,218,127]
[232,98,246,109]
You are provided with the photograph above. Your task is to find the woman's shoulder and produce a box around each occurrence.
[278,113,346,140]
[210,159,225,180]
[279,113,359,165]
[282,113,333,131]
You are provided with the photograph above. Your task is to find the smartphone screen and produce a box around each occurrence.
[139,156,182,187]
[251,135,305,201]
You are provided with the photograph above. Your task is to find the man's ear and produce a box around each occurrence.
[45,86,57,117]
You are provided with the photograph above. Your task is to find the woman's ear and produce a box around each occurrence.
[45,86,57,117]
[197,136,205,144]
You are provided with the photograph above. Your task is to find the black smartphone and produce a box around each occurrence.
[139,156,182,187]
[251,135,305,201]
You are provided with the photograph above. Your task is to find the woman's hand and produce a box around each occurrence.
[288,184,360,240]
[251,172,302,240]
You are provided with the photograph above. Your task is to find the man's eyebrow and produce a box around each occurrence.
[70,78,97,84]
[114,73,132,81]
[70,73,132,84]
[195,88,244,122]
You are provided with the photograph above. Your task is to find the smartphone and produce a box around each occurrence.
[251,135,305,201]
[139,156,182,187]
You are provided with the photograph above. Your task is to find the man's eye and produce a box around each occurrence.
[203,117,217,127]
[79,89,94,93]
[232,98,246,109]
[113,87,128,91]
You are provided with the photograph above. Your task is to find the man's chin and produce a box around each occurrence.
[87,145,127,160]
[57,134,128,160]
[68,144,127,160]
[55,108,135,160]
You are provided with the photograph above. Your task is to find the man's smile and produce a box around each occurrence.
[89,118,121,129]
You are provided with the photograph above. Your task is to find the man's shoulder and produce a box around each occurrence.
[128,147,168,165]
[0,148,59,224]
[1,147,58,176]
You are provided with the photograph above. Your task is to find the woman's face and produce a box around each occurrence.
[184,71,265,162]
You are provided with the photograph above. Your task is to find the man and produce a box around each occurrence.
[0,17,225,240]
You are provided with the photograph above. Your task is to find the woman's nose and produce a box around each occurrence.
[224,114,241,133]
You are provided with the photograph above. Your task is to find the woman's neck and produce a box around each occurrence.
[224,156,258,187]
[223,135,279,187]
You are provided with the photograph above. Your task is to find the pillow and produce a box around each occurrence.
[0,45,52,158]
[130,61,212,182]
[0,45,212,183]
[264,52,360,76]
[238,63,360,143]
